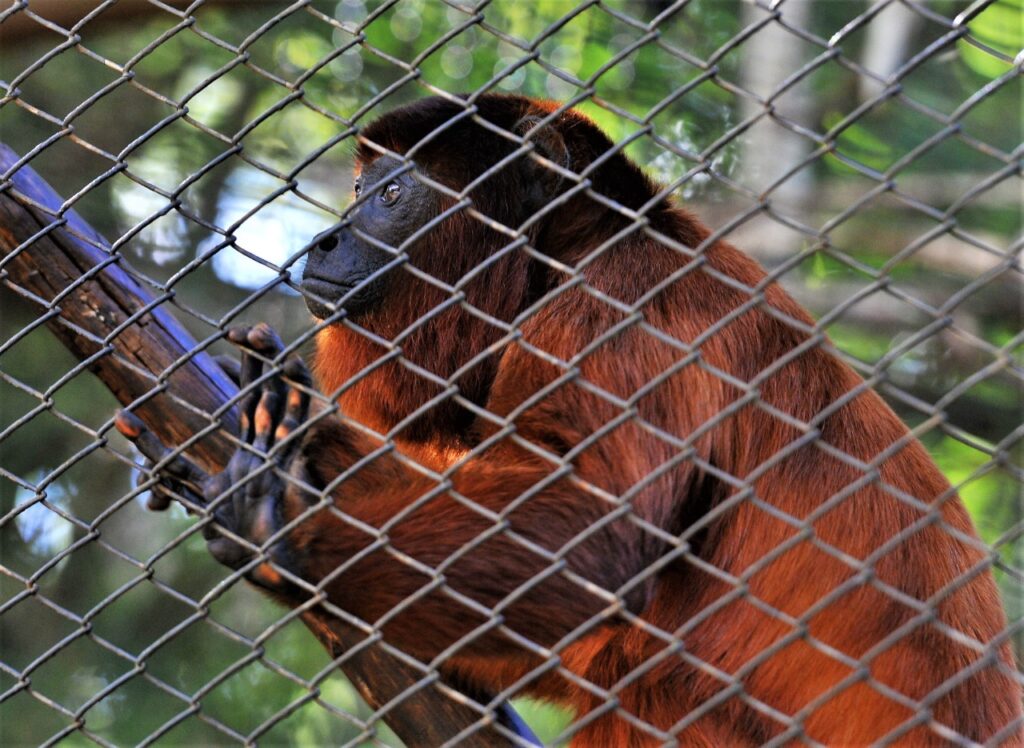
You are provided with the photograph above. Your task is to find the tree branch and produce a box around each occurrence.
[0,143,521,747]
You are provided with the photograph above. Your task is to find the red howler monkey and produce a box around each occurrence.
[117,94,1022,745]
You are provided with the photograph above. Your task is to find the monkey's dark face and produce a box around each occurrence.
[301,156,437,319]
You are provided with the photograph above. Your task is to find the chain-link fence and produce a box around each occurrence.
[1,1,1021,745]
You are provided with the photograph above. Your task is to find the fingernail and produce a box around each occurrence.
[114,411,143,438]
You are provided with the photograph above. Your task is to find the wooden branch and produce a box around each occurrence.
[0,146,238,471]
[0,1,229,42]
[0,144,519,747]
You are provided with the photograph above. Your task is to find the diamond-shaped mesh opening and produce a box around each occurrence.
[1,1,1021,745]
[959,77,1022,150]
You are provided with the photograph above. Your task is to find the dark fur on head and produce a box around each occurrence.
[312,95,707,442]
[358,94,674,240]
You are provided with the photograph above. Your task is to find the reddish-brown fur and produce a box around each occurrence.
[284,95,1021,745]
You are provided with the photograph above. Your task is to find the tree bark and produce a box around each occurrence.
[0,0,227,41]
[738,0,817,213]
[0,143,523,747]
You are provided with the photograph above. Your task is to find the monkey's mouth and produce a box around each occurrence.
[302,274,352,298]
[301,275,351,318]
[301,275,377,320]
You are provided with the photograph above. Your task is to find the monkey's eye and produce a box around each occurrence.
[379,181,402,206]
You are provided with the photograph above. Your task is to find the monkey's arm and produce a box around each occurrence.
[117,323,681,670]
[118,324,667,662]
[289,435,658,661]
[117,324,547,745]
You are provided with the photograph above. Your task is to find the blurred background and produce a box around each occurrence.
[1,0,1021,744]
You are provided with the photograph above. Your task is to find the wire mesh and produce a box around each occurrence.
[1,0,1021,745]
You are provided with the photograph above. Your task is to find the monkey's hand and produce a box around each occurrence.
[115,323,317,593]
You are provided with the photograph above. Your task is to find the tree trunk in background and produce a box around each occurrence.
[738,0,816,218]
[857,2,924,101]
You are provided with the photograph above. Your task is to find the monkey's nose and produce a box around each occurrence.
[305,222,349,256]
[318,233,339,252]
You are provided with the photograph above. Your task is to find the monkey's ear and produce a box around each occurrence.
[514,115,570,198]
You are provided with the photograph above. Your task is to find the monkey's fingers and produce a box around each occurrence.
[212,353,242,386]
[277,358,313,465]
[228,322,284,360]
[227,325,263,440]
[252,385,286,456]
[249,357,310,497]
[227,324,285,440]
[283,358,312,420]
[114,411,210,491]
[142,476,204,513]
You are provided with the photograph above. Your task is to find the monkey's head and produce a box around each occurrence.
[301,94,661,321]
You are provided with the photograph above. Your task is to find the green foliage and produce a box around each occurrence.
[822,110,895,174]
[958,0,1023,78]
